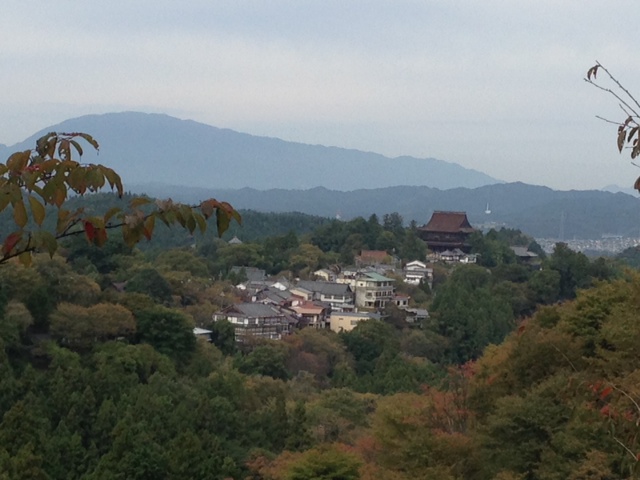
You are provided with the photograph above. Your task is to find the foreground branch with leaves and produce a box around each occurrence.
[585,62,640,189]
[0,132,240,265]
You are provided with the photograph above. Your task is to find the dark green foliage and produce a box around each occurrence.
[432,265,514,362]
[236,343,290,380]
[135,306,196,362]
[210,319,237,356]
[126,268,173,303]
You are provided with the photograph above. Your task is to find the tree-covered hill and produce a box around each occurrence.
[132,182,640,239]
[0,204,631,478]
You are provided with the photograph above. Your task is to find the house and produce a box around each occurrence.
[403,260,433,287]
[354,272,395,309]
[212,303,292,343]
[254,287,293,307]
[404,308,429,323]
[328,311,382,333]
[440,248,465,263]
[417,211,475,253]
[288,301,329,329]
[228,236,243,245]
[229,266,267,291]
[511,246,540,267]
[336,266,360,286]
[313,268,337,282]
[295,280,355,312]
[393,294,410,309]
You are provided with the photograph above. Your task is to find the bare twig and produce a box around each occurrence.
[595,61,640,113]
[612,435,639,462]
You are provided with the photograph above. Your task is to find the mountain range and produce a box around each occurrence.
[2,111,640,239]
[131,182,640,240]
[0,112,499,191]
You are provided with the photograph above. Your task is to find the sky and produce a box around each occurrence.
[1,1,640,191]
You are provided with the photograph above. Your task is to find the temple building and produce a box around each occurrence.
[417,211,475,253]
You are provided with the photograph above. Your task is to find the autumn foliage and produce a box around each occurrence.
[0,132,240,265]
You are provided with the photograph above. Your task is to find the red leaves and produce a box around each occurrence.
[84,220,96,243]
[600,386,613,400]
[2,232,22,256]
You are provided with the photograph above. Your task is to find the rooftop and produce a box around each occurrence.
[421,211,475,233]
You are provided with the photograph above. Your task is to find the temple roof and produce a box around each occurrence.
[421,211,475,233]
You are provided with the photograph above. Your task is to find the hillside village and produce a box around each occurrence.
[207,211,540,344]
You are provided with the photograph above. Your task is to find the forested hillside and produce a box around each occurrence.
[132,182,640,239]
[1,201,635,478]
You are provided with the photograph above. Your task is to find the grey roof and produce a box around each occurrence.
[511,246,539,258]
[260,289,291,304]
[229,303,284,318]
[230,266,266,282]
[296,280,353,296]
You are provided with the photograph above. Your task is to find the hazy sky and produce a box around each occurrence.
[1,1,639,190]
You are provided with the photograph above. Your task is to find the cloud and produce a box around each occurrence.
[0,1,639,190]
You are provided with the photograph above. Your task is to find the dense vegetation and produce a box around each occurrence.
[0,195,633,479]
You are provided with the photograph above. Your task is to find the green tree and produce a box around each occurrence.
[126,268,173,303]
[210,319,237,356]
[284,445,362,480]
[135,306,196,362]
[431,265,514,363]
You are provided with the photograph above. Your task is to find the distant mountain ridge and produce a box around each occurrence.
[129,181,640,240]
[0,112,500,191]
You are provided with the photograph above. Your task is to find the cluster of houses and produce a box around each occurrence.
[201,211,538,344]
[210,266,401,341]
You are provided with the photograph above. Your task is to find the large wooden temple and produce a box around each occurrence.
[417,211,476,253]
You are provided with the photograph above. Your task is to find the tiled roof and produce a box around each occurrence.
[296,280,353,296]
[421,211,475,233]
[228,303,284,318]
[511,246,539,258]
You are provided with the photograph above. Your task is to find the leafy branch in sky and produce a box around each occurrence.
[585,62,640,189]
[0,132,240,265]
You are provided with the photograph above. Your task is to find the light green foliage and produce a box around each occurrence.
[284,445,362,480]
[50,302,135,349]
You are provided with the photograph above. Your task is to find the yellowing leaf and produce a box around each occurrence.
[143,215,155,241]
[193,212,207,234]
[18,251,32,267]
[12,199,27,228]
[34,231,58,257]
[103,206,122,223]
[28,196,46,226]
[130,197,152,208]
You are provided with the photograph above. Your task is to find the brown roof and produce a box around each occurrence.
[422,211,475,233]
[358,250,389,260]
